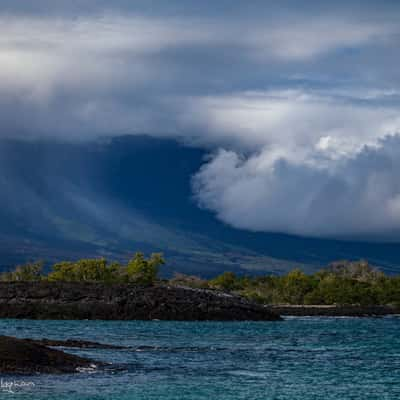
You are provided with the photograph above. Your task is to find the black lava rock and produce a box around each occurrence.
[0,282,281,321]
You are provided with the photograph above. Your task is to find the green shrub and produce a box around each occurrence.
[48,259,122,283]
[126,252,165,285]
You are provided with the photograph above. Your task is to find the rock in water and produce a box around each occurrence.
[23,338,127,349]
[0,335,99,374]
[0,282,281,321]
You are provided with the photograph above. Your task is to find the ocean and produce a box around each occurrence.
[1,317,399,399]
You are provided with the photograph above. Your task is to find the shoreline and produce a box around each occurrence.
[0,281,397,319]
[267,304,400,317]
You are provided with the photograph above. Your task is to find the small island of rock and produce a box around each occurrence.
[0,282,281,321]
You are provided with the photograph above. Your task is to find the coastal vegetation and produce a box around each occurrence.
[0,253,165,285]
[1,257,400,306]
[206,260,400,306]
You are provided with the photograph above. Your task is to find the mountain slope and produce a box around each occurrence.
[1,136,400,276]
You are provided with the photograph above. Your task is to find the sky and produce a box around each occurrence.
[1,0,400,240]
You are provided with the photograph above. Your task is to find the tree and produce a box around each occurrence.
[48,261,77,282]
[48,259,121,283]
[281,269,315,304]
[326,260,384,282]
[126,252,165,285]
[8,261,44,281]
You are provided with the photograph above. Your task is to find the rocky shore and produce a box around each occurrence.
[0,282,280,321]
[268,304,400,317]
[0,336,100,374]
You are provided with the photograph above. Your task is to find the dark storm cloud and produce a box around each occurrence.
[1,0,400,239]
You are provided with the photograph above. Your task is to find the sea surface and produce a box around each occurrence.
[0,317,400,399]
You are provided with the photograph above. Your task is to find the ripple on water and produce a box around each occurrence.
[1,318,400,400]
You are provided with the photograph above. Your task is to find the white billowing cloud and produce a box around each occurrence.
[190,90,400,239]
[192,135,400,239]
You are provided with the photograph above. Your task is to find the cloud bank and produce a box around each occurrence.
[189,88,400,239]
[1,1,400,240]
[193,135,400,239]
[0,7,398,140]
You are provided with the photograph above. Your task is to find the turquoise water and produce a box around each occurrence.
[1,317,400,399]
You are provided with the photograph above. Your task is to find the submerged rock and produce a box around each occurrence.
[23,338,127,349]
[0,282,281,321]
[0,335,100,374]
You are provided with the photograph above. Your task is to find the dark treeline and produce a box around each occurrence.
[1,257,400,306]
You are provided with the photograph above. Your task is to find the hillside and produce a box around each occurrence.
[1,136,400,276]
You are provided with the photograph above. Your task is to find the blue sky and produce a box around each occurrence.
[1,0,400,240]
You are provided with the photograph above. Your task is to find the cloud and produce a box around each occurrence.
[0,10,398,139]
[243,18,395,61]
[190,89,400,239]
[0,14,220,139]
[192,135,400,239]
[1,2,400,241]
[178,89,400,154]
